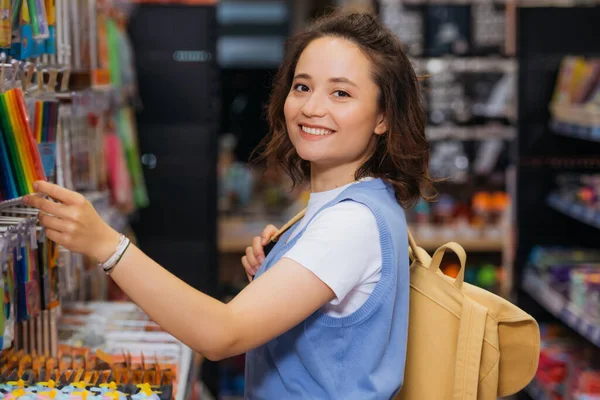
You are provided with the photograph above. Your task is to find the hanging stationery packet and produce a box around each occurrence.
[37,232,49,309]
[117,108,149,209]
[47,241,58,309]
[0,88,45,199]
[5,90,35,192]
[16,235,41,321]
[33,97,59,178]
[0,0,13,48]
[0,274,4,350]
[13,88,46,181]
[26,0,48,40]
[0,93,28,196]
[0,124,18,199]
[104,132,133,208]
[11,0,22,30]
[93,10,111,88]
[10,0,34,59]
[1,237,15,350]
[37,141,56,178]
[43,0,54,54]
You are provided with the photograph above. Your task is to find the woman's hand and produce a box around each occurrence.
[241,224,278,282]
[24,181,121,262]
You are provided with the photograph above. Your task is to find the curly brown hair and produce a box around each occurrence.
[252,11,434,208]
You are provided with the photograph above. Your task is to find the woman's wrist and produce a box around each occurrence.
[94,228,123,263]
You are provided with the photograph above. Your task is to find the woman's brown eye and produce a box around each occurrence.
[294,84,309,92]
[333,90,350,98]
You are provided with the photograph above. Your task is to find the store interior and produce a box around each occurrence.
[0,0,598,399]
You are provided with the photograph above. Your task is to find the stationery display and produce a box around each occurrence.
[549,55,600,142]
[0,2,180,397]
[0,346,175,400]
[0,83,46,202]
[0,215,61,353]
[55,302,194,400]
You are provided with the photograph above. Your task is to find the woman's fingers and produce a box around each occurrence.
[252,236,265,264]
[245,246,259,271]
[38,212,72,233]
[44,229,68,247]
[261,225,279,246]
[241,255,254,278]
[33,181,85,206]
[24,195,69,218]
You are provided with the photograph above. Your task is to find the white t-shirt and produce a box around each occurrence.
[283,179,382,318]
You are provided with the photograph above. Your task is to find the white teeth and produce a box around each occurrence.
[301,125,333,136]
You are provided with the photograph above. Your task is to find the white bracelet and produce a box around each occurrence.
[98,234,131,275]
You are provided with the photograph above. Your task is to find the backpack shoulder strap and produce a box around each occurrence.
[270,208,306,243]
[453,295,488,400]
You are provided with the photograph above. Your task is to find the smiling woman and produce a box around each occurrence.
[26,10,433,400]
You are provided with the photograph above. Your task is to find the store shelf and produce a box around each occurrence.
[547,192,600,230]
[550,104,600,142]
[523,268,600,347]
[411,57,516,73]
[426,125,516,141]
[551,119,600,143]
[219,217,504,253]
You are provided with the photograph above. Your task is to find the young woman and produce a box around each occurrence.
[25,11,432,399]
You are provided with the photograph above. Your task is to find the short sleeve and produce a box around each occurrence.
[283,201,381,304]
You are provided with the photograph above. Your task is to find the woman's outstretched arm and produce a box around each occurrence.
[25,181,334,361]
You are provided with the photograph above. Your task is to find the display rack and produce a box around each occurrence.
[523,269,600,347]
[372,0,516,302]
[514,4,600,399]
[0,1,204,399]
[546,192,600,231]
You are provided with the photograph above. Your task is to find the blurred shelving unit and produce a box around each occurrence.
[218,216,504,253]
[376,0,517,300]
[512,3,600,400]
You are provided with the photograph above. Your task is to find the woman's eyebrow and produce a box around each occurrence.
[293,73,311,80]
[329,77,358,88]
[293,73,359,88]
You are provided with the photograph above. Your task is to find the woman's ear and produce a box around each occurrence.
[374,115,387,135]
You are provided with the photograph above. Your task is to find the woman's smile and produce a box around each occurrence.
[298,124,336,140]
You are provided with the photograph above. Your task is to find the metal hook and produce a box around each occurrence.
[36,63,45,95]
[10,59,20,89]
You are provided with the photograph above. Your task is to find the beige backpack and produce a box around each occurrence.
[272,209,540,399]
[399,233,540,399]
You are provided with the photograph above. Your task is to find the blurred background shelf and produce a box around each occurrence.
[218,217,504,253]
[523,269,600,348]
[547,193,600,231]
[551,120,600,143]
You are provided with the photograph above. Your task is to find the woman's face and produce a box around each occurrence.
[284,37,387,171]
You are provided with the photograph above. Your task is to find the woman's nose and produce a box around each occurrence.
[301,93,327,118]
